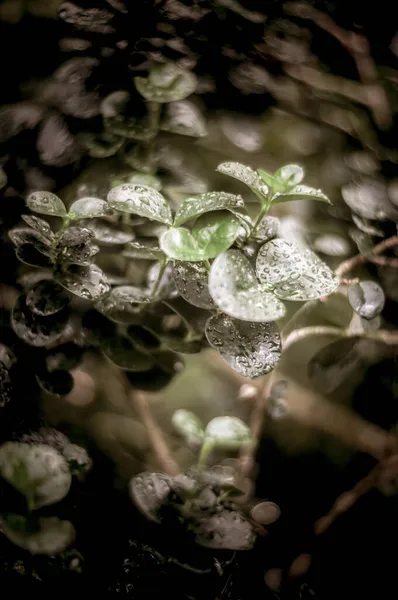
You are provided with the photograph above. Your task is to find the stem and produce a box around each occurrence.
[335,235,398,278]
[250,190,272,238]
[162,300,198,339]
[203,260,211,271]
[149,260,168,300]
[282,324,398,351]
[197,440,214,477]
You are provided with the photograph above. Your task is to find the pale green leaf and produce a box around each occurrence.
[27,191,67,217]
[216,162,268,199]
[69,197,110,219]
[107,184,173,224]
[173,191,244,227]
[271,185,330,205]
[123,241,165,261]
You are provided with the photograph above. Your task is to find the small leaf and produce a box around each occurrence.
[209,250,286,322]
[342,178,398,220]
[86,219,135,246]
[9,227,53,256]
[16,245,54,268]
[204,416,252,450]
[135,63,197,103]
[257,170,285,193]
[1,515,75,555]
[21,215,54,240]
[173,261,215,309]
[161,100,207,137]
[69,197,110,219]
[194,510,255,550]
[348,280,385,320]
[252,215,280,242]
[27,191,67,217]
[102,334,155,371]
[205,313,281,378]
[123,241,165,261]
[351,214,385,237]
[172,409,205,448]
[107,184,173,224]
[274,164,304,188]
[26,280,70,316]
[216,161,268,199]
[0,442,72,509]
[56,227,99,266]
[129,472,173,522]
[271,185,330,205]
[12,295,69,347]
[173,191,244,227]
[256,239,339,301]
[55,264,110,301]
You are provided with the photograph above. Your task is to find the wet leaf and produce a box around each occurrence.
[172,409,205,448]
[16,244,54,268]
[161,100,207,137]
[69,197,110,219]
[55,264,110,300]
[123,241,165,261]
[173,261,215,309]
[216,161,268,199]
[147,262,177,299]
[107,184,173,224]
[0,442,72,509]
[21,215,54,240]
[129,472,173,522]
[36,370,74,396]
[102,334,154,371]
[26,280,69,316]
[9,227,53,256]
[160,212,240,261]
[57,227,99,266]
[256,239,339,301]
[174,192,244,227]
[135,63,197,103]
[195,510,255,550]
[125,172,162,190]
[271,185,330,205]
[209,250,286,321]
[27,191,67,217]
[204,416,252,450]
[1,515,75,555]
[95,288,145,324]
[86,220,134,246]
[12,295,69,347]
[348,280,385,320]
[205,313,281,378]
[342,178,398,220]
[252,215,280,242]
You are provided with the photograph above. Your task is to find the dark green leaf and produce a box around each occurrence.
[26,280,70,316]
[12,295,69,347]
[256,239,339,301]
[205,313,281,378]
[57,227,99,265]
[69,197,111,219]
[173,261,215,309]
[348,280,385,320]
[107,184,173,224]
[135,63,197,103]
[209,250,285,321]
[55,264,110,301]
[27,191,67,217]
[173,192,244,227]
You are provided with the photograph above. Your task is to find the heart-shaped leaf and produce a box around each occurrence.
[27,191,67,217]
[135,63,197,103]
[102,334,155,371]
[256,239,339,301]
[12,295,69,347]
[161,100,207,137]
[161,212,240,261]
[107,184,173,224]
[123,242,165,261]
[348,280,385,320]
[86,220,135,246]
[204,416,252,450]
[194,509,255,550]
[209,250,286,321]
[271,185,330,205]
[1,515,75,555]
[174,192,244,227]
[217,161,268,200]
[69,197,110,219]
[129,472,173,522]
[173,261,215,309]
[26,280,70,316]
[0,442,72,509]
[205,313,281,378]
[55,264,110,300]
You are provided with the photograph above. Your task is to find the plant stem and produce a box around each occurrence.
[162,300,198,339]
[149,260,168,300]
[282,324,398,351]
[196,439,213,477]
[335,234,398,277]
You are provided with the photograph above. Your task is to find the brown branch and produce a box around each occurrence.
[336,235,398,278]
[130,390,180,476]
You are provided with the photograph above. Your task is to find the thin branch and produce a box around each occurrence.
[130,390,180,476]
[283,324,398,351]
[335,235,398,277]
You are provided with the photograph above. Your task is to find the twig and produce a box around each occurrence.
[283,324,398,351]
[130,390,180,476]
[284,2,391,128]
[335,235,398,277]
